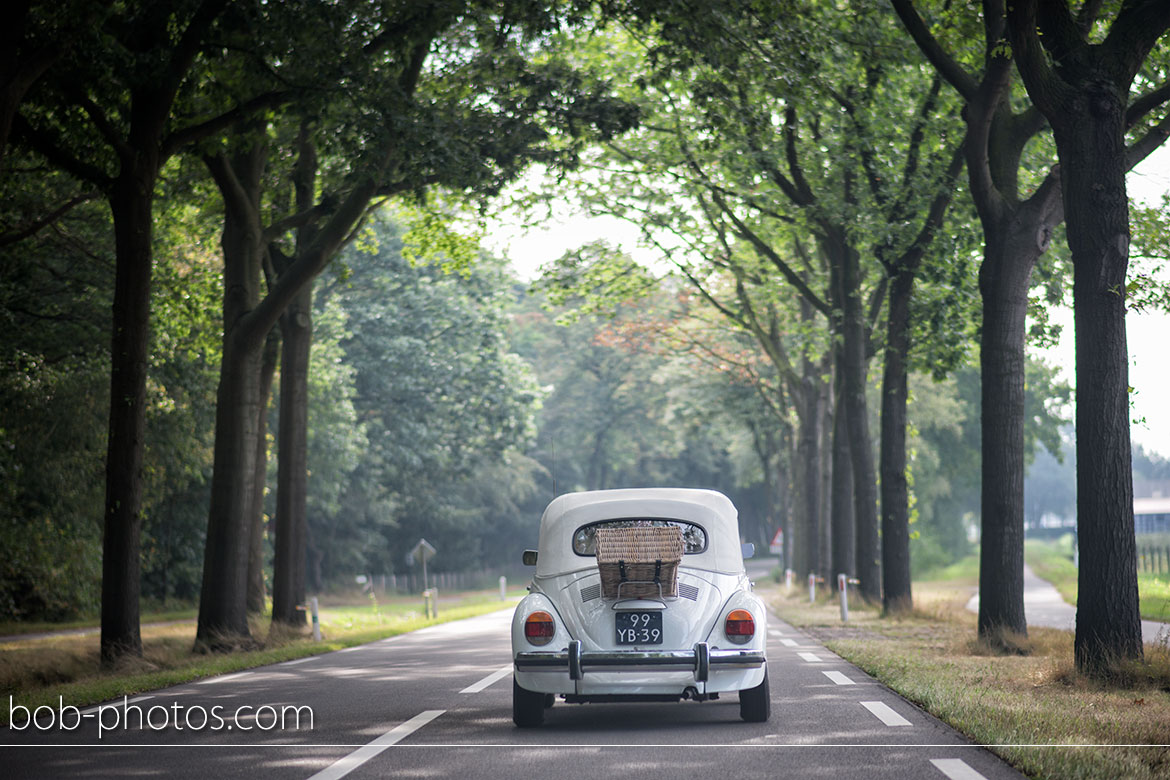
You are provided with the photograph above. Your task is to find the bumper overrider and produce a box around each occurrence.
[515,640,765,682]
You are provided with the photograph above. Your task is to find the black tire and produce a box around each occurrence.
[739,666,771,722]
[544,693,555,709]
[513,677,546,727]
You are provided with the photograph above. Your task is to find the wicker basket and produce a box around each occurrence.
[595,525,684,599]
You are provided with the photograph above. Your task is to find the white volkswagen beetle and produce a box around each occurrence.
[511,487,769,726]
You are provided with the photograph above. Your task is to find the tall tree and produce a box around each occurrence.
[197,2,638,643]
[11,0,285,664]
[548,3,971,607]
[1006,0,1170,674]
[892,0,1170,644]
[891,0,1059,638]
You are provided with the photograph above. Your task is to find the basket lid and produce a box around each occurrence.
[594,524,684,564]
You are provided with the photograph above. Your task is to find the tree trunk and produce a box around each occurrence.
[1003,0,1161,677]
[838,241,881,602]
[100,169,154,665]
[1054,93,1142,673]
[196,149,266,649]
[830,350,856,584]
[246,326,280,614]
[795,380,821,580]
[879,269,915,613]
[272,285,312,625]
[780,409,795,574]
[976,213,1051,640]
[197,335,263,646]
[818,362,833,583]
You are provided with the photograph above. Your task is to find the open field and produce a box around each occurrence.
[1,587,522,726]
[764,572,1170,780]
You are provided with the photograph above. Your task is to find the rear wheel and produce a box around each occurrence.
[739,666,770,722]
[513,677,546,727]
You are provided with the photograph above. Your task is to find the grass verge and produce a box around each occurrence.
[764,576,1170,780]
[1,588,522,726]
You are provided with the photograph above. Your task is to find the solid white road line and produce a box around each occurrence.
[281,656,317,666]
[797,652,823,663]
[929,758,989,780]
[780,638,798,647]
[197,671,251,685]
[861,700,912,727]
[308,710,445,780]
[822,671,855,685]
[461,665,513,694]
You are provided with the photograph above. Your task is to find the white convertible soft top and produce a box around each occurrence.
[534,488,745,577]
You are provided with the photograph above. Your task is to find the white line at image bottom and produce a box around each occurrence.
[461,665,512,694]
[6,742,1159,749]
[862,701,912,727]
[307,710,445,780]
[930,758,988,780]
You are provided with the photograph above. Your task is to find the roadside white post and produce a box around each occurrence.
[499,575,507,601]
[785,569,793,589]
[838,573,848,622]
[410,538,438,619]
[808,572,816,603]
[310,596,321,641]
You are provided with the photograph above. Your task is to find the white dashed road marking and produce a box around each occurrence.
[930,758,989,780]
[281,656,317,666]
[861,700,912,726]
[198,671,251,685]
[797,652,823,663]
[780,638,798,647]
[460,665,512,694]
[822,671,855,685]
[79,695,154,716]
[308,710,445,780]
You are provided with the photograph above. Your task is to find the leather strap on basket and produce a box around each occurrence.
[618,561,627,582]
[654,560,662,584]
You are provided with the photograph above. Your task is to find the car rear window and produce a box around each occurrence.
[572,519,708,556]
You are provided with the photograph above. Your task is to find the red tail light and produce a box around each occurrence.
[725,609,755,644]
[524,611,555,645]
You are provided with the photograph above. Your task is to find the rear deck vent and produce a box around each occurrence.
[580,583,601,602]
[678,583,699,601]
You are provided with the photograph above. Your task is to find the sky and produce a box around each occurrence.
[488,146,1170,459]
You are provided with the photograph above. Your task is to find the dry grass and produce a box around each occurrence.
[763,578,1170,780]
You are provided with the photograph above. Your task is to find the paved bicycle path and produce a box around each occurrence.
[966,564,1170,645]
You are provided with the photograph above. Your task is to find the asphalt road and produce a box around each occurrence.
[2,605,1025,780]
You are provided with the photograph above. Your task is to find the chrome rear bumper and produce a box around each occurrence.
[514,640,764,682]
